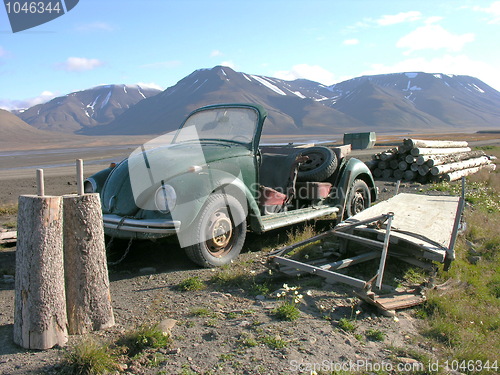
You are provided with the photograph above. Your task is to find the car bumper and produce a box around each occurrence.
[103,214,180,234]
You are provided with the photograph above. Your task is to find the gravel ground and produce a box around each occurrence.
[0,175,450,375]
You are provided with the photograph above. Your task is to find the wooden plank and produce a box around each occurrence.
[336,193,460,262]
[356,289,426,311]
[0,231,17,240]
[339,193,460,249]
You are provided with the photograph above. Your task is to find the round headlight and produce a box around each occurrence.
[155,184,177,213]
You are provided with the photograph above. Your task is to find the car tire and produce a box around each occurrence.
[184,193,247,268]
[297,146,338,182]
[345,179,371,218]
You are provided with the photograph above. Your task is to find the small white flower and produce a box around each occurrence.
[283,283,289,290]
[393,316,399,322]
[306,290,313,296]
[355,310,361,315]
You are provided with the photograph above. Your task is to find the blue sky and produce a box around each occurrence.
[0,0,499,110]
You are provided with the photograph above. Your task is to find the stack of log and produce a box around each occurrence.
[370,139,496,183]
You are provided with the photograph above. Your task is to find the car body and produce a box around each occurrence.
[85,103,377,267]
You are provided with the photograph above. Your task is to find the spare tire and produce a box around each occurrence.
[297,146,338,182]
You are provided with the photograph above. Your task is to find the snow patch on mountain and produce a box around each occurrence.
[251,75,287,96]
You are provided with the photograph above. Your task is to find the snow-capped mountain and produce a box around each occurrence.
[15,84,161,133]
[326,72,500,131]
[89,66,366,135]
[13,67,500,136]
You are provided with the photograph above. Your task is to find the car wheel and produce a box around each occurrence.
[184,193,246,267]
[297,146,338,182]
[345,179,371,217]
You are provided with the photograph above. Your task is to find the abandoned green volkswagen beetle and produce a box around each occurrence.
[85,103,376,267]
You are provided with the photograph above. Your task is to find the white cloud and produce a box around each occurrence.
[343,38,359,45]
[473,1,500,24]
[424,16,443,24]
[210,49,223,57]
[360,55,500,91]
[136,82,164,91]
[58,57,104,72]
[0,46,7,58]
[376,11,422,26]
[397,25,474,54]
[75,22,114,32]
[220,60,236,69]
[274,64,336,85]
[0,90,57,111]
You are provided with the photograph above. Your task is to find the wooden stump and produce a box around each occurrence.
[63,193,114,335]
[14,195,68,349]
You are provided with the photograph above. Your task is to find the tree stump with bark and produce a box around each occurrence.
[14,195,68,349]
[63,193,114,335]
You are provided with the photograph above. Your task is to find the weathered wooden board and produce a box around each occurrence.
[0,230,17,244]
[337,193,461,262]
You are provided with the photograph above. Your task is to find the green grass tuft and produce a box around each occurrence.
[118,324,172,356]
[273,301,300,321]
[177,276,206,291]
[365,328,386,341]
[61,337,119,375]
[337,317,357,332]
[0,204,17,216]
[261,334,287,349]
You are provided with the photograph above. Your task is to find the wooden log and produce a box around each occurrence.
[418,165,430,176]
[404,139,469,148]
[410,147,471,157]
[63,194,115,335]
[405,155,416,164]
[416,155,433,165]
[379,151,396,161]
[389,160,399,169]
[378,161,388,170]
[382,169,393,179]
[403,170,416,180]
[398,161,408,171]
[373,168,383,178]
[425,150,487,167]
[393,169,404,180]
[430,156,491,176]
[14,195,68,349]
[398,144,412,153]
[410,163,419,172]
[443,163,496,182]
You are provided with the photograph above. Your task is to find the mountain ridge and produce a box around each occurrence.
[15,84,161,133]
[10,67,500,136]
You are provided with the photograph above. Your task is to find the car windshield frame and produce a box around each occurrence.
[173,106,260,148]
